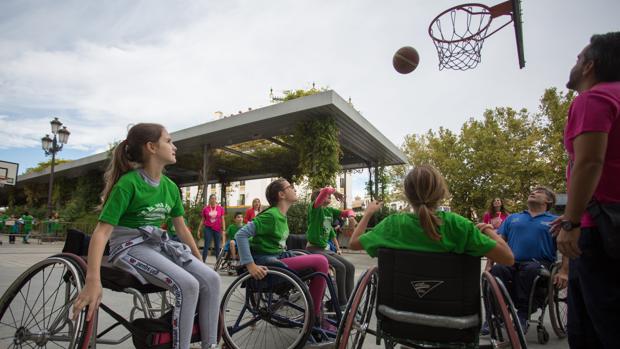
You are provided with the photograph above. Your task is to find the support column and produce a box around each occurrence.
[202,144,211,205]
[220,180,227,213]
[374,165,379,201]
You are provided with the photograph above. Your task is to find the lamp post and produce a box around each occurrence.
[41,117,71,218]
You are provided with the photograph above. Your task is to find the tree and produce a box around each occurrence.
[401,88,573,220]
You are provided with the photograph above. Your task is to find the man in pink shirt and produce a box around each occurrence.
[554,32,620,349]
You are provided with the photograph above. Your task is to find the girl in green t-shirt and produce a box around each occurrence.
[349,165,514,266]
[235,178,333,330]
[72,123,221,349]
[305,186,357,307]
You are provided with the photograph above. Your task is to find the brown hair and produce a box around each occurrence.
[99,123,165,208]
[487,197,508,216]
[403,165,449,240]
[265,178,288,207]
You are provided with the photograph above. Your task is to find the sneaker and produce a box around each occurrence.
[480,321,490,336]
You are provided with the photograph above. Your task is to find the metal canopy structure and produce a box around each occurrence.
[16,90,407,189]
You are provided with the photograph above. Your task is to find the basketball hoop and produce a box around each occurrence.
[429,1,517,70]
[0,176,6,188]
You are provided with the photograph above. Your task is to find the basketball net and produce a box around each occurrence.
[429,1,515,70]
[0,176,7,188]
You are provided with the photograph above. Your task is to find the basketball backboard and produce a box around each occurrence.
[0,161,19,186]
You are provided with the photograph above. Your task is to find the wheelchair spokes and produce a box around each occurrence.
[0,257,88,348]
[549,284,568,338]
[221,269,314,349]
[336,266,378,349]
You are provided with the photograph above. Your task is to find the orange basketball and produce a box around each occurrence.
[393,46,420,74]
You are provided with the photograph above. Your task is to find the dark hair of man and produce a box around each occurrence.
[585,32,620,82]
[234,212,243,218]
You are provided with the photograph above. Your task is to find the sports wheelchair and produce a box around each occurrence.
[335,249,527,349]
[519,261,568,344]
[219,254,343,349]
[0,229,205,348]
[214,243,237,275]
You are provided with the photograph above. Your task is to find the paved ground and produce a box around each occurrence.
[0,239,568,348]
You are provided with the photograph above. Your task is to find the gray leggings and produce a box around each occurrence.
[121,243,220,349]
[306,247,355,305]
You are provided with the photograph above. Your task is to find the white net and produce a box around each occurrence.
[429,4,493,71]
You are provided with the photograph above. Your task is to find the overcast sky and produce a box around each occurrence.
[1,0,618,197]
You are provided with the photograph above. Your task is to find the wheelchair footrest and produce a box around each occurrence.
[377,305,479,330]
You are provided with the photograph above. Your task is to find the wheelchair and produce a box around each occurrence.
[0,228,199,348]
[521,261,568,344]
[335,249,527,349]
[214,243,237,275]
[219,256,343,349]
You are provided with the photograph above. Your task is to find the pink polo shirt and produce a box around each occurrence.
[564,82,620,227]
[202,205,225,232]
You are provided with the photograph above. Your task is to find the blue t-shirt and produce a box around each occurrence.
[498,210,557,263]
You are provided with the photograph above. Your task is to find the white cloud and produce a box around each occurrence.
[1,0,619,158]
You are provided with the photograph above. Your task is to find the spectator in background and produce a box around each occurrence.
[483,197,509,229]
[198,194,225,262]
[244,198,262,223]
[21,211,33,244]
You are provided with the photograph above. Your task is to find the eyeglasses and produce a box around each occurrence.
[282,184,296,192]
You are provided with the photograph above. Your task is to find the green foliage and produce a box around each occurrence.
[401,88,574,220]
[287,201,309,235]
[59,172,103,221]
[294,115,342,189]
[271,85,328,103]
[25,159,72,174]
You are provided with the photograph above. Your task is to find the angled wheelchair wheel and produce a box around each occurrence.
[0,256,90,348]
[481,271,526,349]
[220,267,315,349]
[336,266,378,349]
[548,263,568,338]
[214,248,230,272]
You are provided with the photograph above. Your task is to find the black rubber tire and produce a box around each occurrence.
[220,267,314,349]
[0,256,90,348]
[335,266,378,349]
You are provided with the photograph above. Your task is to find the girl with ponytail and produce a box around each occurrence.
[73,123,221,349]
[349,164,514,266]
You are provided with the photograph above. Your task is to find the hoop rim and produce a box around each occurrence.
[428,3,493,44]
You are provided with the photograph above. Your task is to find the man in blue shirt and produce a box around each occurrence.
[485,187,568,333]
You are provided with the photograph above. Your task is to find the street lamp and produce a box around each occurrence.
[41,117,71,218]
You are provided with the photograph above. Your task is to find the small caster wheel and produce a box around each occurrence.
[537,326,550,344]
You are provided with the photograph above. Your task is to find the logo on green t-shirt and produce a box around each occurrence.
[139,202,172,222]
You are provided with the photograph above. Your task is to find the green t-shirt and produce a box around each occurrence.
[306,204,341,248]
[250,207,289,255]
[226,224,242,241]
[359,211,496,258]
[21,215,34,232]
[99,170,184,229]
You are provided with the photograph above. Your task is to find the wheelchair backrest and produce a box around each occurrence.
[378,248,480,318]
[63,228,111,256]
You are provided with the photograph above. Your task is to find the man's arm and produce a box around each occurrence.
[558,132,607,258]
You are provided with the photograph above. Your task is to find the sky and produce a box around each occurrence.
[1,0,618,198]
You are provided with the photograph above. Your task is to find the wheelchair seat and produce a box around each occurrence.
[63,228,166,294]
[376,248,481,345]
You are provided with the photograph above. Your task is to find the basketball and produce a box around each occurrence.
[393,46,420,74]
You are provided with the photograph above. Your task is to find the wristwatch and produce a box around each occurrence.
[561,220,581,231]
